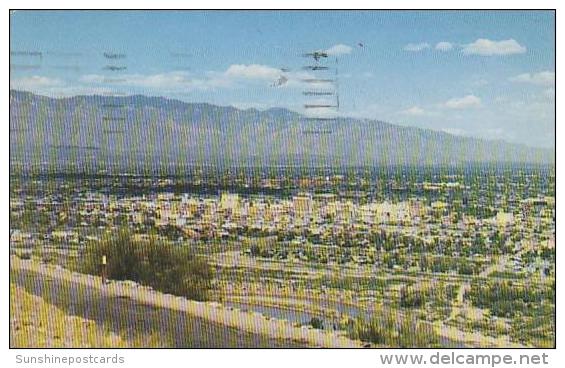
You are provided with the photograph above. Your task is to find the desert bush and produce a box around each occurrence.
[510,308,555,348]
[399,283,456,309]
[348,309,440,348]
[465,281,554,318]
[400,286,425,308]
[79,230,214,301]
[309,317,324,329]
[17,251,32,260]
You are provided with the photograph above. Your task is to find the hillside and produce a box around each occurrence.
[9,90,554,173]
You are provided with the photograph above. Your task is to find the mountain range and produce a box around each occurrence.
[9,90,554,173]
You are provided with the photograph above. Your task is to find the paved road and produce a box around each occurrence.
[11,268,309,348]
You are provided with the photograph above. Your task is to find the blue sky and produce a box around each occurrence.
[10,10,555,148]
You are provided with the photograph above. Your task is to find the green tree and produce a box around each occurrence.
[80,230,214,300]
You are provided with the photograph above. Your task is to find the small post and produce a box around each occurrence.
[101,255,107,285]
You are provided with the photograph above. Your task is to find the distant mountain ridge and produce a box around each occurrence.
[9,90,554,172]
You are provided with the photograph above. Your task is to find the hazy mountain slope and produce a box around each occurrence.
[9,90,554,172]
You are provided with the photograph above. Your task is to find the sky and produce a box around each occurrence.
[10,10,555,148]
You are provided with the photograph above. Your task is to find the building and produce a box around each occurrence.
[220,192,240,211]
[293,194,313,217]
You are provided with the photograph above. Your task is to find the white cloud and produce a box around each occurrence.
[80,71,195,88]
[444,95,482,109]
[219,64,312,88]
[485,128,505,138]
[435,42,453,51]
[462,38,526,56]
[509,71,555,86]
[325,44,352,56]
[403,42,430,52]
[303,106,338,119]
[442,128,466,136]
[79,65,291,92]
[126,72,193,87]
[224,64,281,80]
[11,62,318,98]
[10,75,113,97]
[400,106,427,116]
[9,76,114,97]
[79,74,106,84]
[229,102,270,110]
[10,75,64,90]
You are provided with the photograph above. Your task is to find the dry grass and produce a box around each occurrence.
[10,283,130,348]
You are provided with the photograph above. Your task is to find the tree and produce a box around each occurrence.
[80,229,215,300]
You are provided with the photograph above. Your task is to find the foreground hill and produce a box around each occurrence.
[10,283,133,348]
[10,257,355,347]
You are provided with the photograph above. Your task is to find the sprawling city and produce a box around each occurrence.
[10,164,555,347]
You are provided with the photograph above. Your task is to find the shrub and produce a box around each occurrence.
[79,230,214,301]
[41,252,57,264]
[399,283,456,309]
[249,244,262,257]
[17,252,32,260]
[465,281,554,318]
[309,317,324,329]
[348,310,440,348]
[400,286,425,308]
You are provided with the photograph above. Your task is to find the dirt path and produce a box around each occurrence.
[10,257,362,348]
[213,252,528,348]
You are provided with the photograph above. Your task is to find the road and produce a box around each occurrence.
[10,266,309,348]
